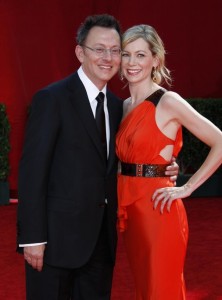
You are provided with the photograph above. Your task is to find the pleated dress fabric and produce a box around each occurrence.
[116,89,188,300]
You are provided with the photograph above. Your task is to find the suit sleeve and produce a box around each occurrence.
[17,89,60,244]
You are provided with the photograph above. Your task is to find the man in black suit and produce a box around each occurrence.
[17,14,178,300]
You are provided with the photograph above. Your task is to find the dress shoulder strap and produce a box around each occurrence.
[145,88,166,107]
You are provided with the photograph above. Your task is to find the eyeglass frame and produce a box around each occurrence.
[81,45,122,57]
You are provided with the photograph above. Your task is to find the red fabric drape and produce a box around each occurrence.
[0,0,221,195]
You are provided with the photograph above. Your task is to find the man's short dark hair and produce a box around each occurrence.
[76,14,122,45]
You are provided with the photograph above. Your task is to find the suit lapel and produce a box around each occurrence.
[67,73,107,163]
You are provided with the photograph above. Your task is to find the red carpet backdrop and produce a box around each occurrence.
[0,197,222,299]
[0,0,222,196]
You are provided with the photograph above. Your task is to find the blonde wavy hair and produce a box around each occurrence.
[122,24,172,87]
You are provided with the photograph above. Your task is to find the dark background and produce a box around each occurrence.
[0,0,221,195]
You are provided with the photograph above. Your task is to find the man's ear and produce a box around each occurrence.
[75,45,84,63]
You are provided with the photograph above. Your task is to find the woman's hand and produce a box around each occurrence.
[152,184,192,214]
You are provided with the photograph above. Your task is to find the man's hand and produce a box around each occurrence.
[24,244,45,272]
[165,157,179,185]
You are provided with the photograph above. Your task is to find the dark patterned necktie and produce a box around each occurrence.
[95,92,107,159]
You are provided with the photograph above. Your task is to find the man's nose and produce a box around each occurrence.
[102,50,112,59]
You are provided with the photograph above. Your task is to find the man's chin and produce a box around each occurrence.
[100,72,117,82]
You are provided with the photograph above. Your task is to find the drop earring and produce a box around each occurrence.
[120,72,124,81]
[152,67,157,82]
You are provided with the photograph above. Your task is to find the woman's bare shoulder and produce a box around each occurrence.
[161,91,187,107]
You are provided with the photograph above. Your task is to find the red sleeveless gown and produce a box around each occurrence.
[116,90,188,299]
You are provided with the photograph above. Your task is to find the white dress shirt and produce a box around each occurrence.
[78,66,110,157]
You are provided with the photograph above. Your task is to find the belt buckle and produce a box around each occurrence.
[136,164,143,177]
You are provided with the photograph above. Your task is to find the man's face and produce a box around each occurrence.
[76,26,121,90]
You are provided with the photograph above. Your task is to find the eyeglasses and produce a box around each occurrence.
[82,45,121,57]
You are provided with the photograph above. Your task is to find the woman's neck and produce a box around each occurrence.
[129,81,159,105]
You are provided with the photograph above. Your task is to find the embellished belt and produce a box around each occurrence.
[121,162,170,177]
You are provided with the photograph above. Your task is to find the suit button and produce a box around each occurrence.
[99,203,105,208]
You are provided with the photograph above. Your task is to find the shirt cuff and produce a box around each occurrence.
[19,242,47,247]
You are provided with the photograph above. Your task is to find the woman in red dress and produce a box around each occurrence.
[116,24,222,299]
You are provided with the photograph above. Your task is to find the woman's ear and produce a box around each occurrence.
[75,45,84,63]
[153,55,160,68]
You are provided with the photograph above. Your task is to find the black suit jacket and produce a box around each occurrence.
[17,72,123,268]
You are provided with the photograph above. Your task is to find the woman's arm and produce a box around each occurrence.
[153,92,222,213]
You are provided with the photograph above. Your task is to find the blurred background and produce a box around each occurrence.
[0,0,222,198]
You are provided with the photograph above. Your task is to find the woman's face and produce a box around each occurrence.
[121,37,157,84]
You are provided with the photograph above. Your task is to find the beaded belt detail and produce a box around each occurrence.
[121,162,170,177]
